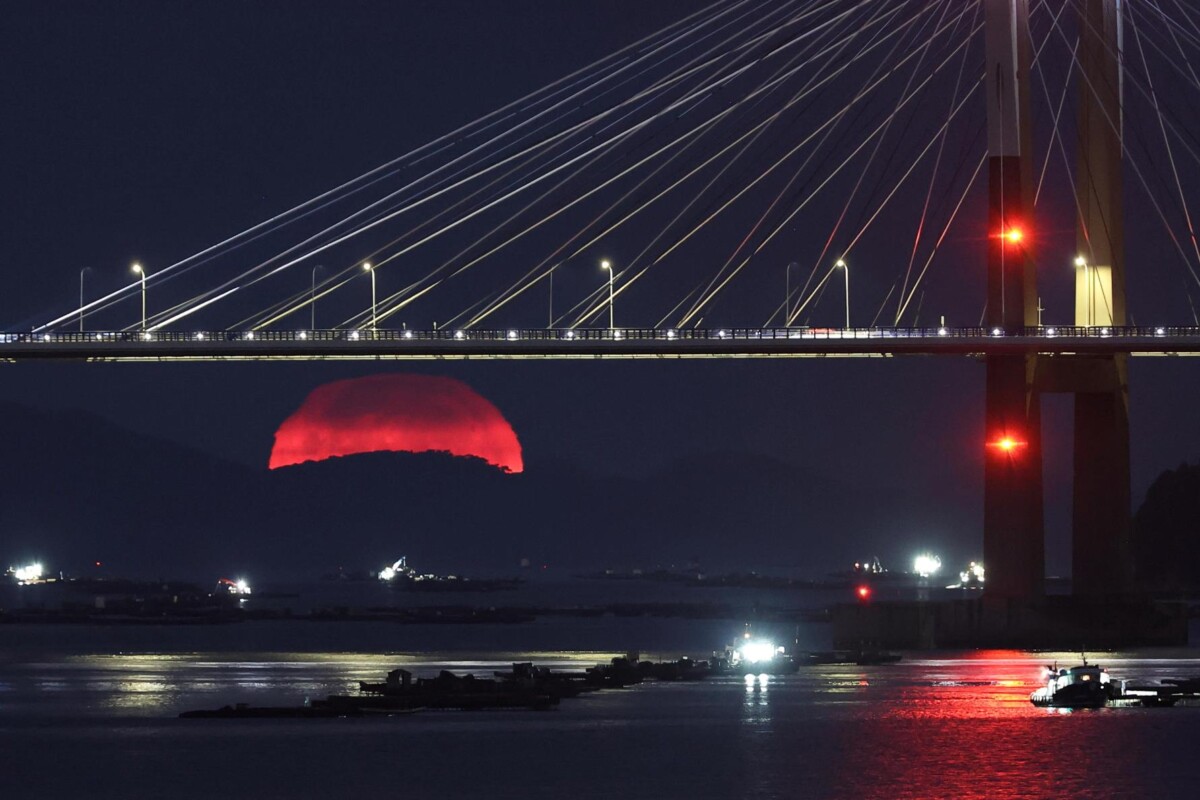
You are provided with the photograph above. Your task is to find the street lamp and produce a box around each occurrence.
[1074,255,1091,327]
[600,259,615,330]
[311,264,323,330]
[835,259,850,329]
[131,262,147,331]
[79,267,91,332]
[363,262,376,334]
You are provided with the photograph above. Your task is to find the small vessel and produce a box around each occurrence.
[711,632,799,675]
[1030,658,1122,709]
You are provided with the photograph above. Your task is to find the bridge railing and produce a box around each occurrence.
[2,325,1198,345]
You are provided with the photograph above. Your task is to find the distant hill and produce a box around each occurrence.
[1134,461,1200,590]
[0,401,972,581]
[0,401,259,578]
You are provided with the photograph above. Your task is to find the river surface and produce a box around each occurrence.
[3,613,1200,799]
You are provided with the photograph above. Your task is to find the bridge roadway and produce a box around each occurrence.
[3,326,1200,361]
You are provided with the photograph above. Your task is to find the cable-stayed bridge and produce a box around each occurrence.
[7,0,1200,611]
[20,0,1200,347]
[4,326,1200,361]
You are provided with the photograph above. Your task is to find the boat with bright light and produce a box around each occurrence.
[711,633,799,675]
[1029,660,1122,709]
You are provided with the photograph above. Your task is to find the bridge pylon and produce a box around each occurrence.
[982,0,1045,600]
[1061,0,1132,597]
[983,0,1132,601]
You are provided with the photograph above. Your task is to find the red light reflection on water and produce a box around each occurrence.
[827,651,1123,799]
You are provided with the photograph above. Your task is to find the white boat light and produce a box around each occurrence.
[914,553,942,578]
[738,639,777,664]
[12,563,44,584]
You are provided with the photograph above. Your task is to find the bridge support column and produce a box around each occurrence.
[1073,389,1131,595]
[984,358,1044,599]
[1072,0,1131,597]
[982,0,1044,600]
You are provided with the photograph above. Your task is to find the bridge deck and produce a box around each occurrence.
[3,327,1200,361]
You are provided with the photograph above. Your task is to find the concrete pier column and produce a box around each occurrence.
[1072,0,1131,598]
[982,0,1044,600]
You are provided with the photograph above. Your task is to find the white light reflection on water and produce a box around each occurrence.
[6,650,636,719]
[3,645,1200,798]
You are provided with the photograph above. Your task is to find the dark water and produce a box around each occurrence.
[3,617,1200,799]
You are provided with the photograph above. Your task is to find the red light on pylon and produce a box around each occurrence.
[991,227,1025,246]
[987,436,1027,454]
[856,585,872,602]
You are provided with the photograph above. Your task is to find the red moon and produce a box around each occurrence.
[269,374,523,473]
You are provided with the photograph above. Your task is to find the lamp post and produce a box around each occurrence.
[131,262,147,331]
[835,259,850,329]
[600,260,614,330]
[1074,255,1091,326]
[363,262,376,334]
[311,264,323,330]
[78,267,91,332]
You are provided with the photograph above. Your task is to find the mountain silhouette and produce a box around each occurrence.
[0,401,944,581]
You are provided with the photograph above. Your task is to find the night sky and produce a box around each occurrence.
[3,0,1200,577]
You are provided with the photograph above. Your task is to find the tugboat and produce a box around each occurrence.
[1030,658,1123,709]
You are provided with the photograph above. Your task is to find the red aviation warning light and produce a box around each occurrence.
[991,226,1025,247]
[987,436,1028,455]
[856,585,872,602]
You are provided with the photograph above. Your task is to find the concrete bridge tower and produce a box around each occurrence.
[1067,0,1132,597]
[982,0,1044,600]
[982,0,1131,600]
